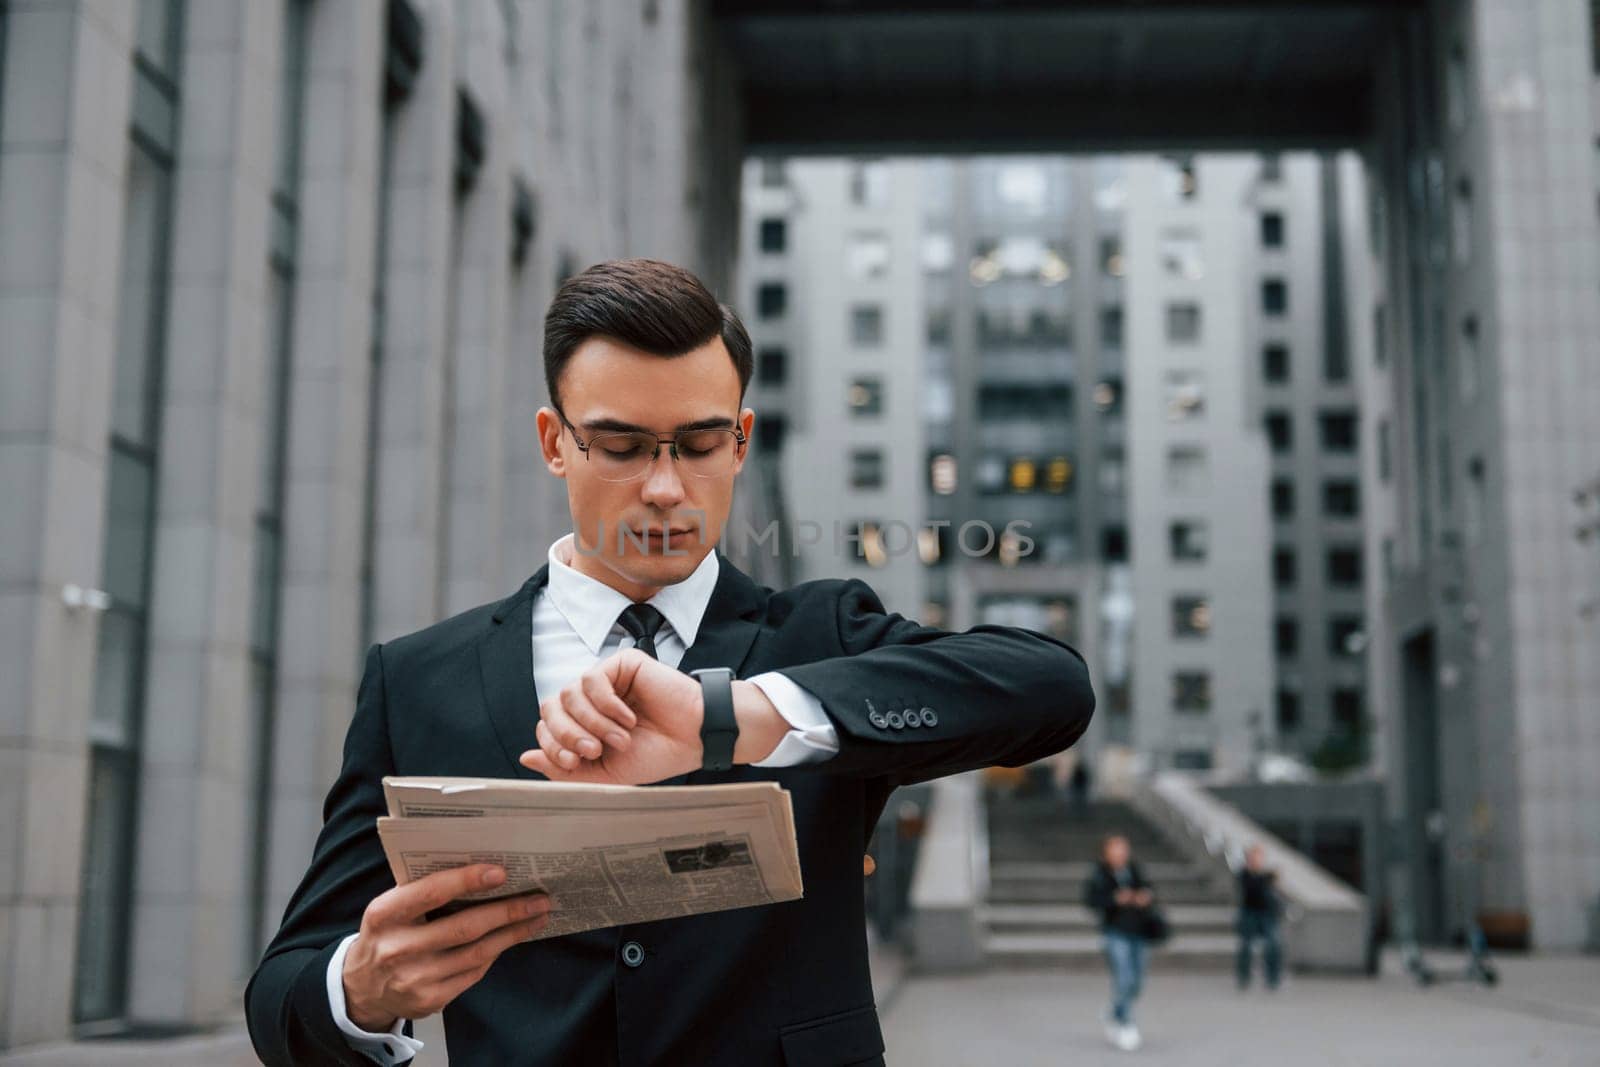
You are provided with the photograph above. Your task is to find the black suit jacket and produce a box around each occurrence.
[246,556,1094,1066]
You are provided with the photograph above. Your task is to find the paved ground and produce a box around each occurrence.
[4,952,1594,1064]
[881,952,1600,1067]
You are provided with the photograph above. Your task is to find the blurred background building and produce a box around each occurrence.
[1,0,1597,1054]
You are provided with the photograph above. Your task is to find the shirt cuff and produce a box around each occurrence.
[327,933,425,1065]
[746,671,840,766]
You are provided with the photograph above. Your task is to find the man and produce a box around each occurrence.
[246,259,1095,1065]
[1083,833,1155,1052]
[1235,843,1283,990]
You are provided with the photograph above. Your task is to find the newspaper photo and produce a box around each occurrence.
[375,777,803,940]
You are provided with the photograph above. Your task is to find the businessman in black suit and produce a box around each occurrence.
[246,258,1095,1066]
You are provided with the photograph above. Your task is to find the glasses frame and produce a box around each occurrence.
[555,408,748,483]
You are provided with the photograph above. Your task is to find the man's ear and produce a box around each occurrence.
[536,407,568,478]
[732,407,756,475]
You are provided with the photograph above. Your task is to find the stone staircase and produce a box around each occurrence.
[982,793,1238,971]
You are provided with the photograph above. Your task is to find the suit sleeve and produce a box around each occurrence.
[245,643,413,1066]
[776,578,1094,785]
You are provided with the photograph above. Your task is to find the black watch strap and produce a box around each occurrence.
[691,667,738,772]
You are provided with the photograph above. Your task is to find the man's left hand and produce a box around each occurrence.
[519,650,787,784]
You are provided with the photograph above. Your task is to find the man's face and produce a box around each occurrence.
[1104,836,1130,869]
[538,335,753,595]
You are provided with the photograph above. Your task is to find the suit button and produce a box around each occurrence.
[920,707,938,727]
[886,710,905,729]
[868,710,889,729]
[903,708,923,728]
[621,940,645,967]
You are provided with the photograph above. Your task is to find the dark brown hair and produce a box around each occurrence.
[543,258,753,410]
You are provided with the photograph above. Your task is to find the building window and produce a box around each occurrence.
[1173,749,1214,770]
[1164,370,1206,421]
[1100,305,1124,348]
[1094,377,1123,416]
[1276,687,1301,731]
[1271,478,1295,519]
[1166,446,1209,493]
[1162,154,1199,200]
[1169,520,1208,562]
[1260,153,1283,182]
[1165,302,1202,343]
[1100,236,1125,277]
[1466,455,1486,543]
[848,377,882,416]
[1378,419,1392,482]
[1329,616,1364,657]
[759,158,787,187]
[1460,315,1480,400]
[1265,410,1293,454]
[757,347,787,386]
[1160,228,1204,279]
[1043,455,1074,494]
[1263,343,1290,383]
[1327,546,1363,587]
[1373,304,1388,367]
[851,520,888,566]
[1172,596,1212,638]
[849,159,890,206]
[1102,525,1129,563]
[1319,410,1358,452]
[1453,176,1473,265]
[926,307,951,345]
[1275,616,1300,657]
[757,282,787,319]
[1100,446,1126,494]
[1332,688,1364,733]
[1273,547,1297,588]
[851,304,884,346]
[1173,671,1212,713]
[850,448,885,489]
[1323,480,1360,517]
[1260,212,1285,248]
[759,217,787,253]
[1261,278,1288,316]
[978,382,1073,420]
[1008,456,1037,493]
[848,231,890,280]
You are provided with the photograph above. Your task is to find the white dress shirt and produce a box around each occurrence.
[333,536,839,1062]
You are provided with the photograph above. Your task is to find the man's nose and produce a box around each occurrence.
[639,450,686,506]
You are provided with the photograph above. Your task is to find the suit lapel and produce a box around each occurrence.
[479,565,548,778]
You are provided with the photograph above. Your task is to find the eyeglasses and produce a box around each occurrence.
[557,410,747,483]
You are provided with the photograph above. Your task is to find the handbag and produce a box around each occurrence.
[1137,905,1171,945]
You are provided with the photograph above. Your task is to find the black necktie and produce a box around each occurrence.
[616,603,667,660]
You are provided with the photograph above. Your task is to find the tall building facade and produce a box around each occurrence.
[1248,154,1371,762]
[1358,0,1600,948]
[0,0,744,1047]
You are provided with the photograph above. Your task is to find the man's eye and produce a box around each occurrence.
[601,443,646,458]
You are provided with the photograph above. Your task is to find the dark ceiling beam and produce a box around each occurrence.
[713,0,1422,18]
[742,86,1372,154]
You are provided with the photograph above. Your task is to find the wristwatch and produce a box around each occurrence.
[690,667,739,772]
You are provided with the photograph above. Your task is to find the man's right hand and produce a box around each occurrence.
[343,864,552,1032]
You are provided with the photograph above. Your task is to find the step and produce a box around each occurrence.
[983,932,1239,971]
[980,903,1236,935]
[989,861,1210,883]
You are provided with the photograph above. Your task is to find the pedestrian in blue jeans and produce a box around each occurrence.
[1084,834,1155,1052]
[1236,843,1283,990]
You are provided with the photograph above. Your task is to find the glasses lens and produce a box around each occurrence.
[676,429,739,477]
[589,432,656,482]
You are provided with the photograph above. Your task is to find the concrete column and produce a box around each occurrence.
[264,0,385,928]
[369,0,456,643]
[124,0,283,1025]
[0,0,142,1047]
[442,0,511,616]
[0,1,137,1048]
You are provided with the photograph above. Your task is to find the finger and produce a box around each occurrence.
[580,670,637,732]
[542,699,599,764]
[431,911,552,983]
[536,718,580,771]
[521,742,609,784]
[369,864,507,927]
[410,891,552,954]
[568,679,632,751]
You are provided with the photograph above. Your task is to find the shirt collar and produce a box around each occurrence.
[544,533,721,655]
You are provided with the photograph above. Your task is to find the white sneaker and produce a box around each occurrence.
[1116,1023,1143,1052]
[1101,1011,1121,1046]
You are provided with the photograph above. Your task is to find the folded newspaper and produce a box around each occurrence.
[377,777,803,940]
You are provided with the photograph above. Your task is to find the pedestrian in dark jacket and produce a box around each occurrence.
[1236,843,1283,990]
[1083,834,1155,1051]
